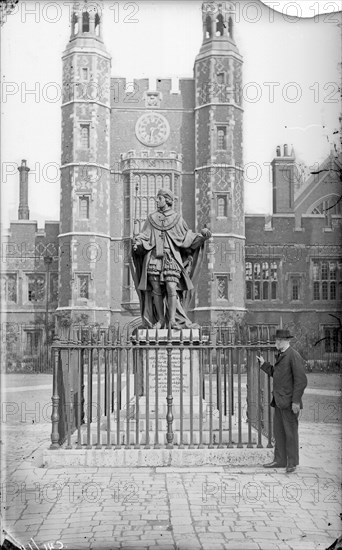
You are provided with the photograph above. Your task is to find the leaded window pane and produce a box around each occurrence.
[313,281,320,300]
[254,263,261,280]
[321,262,328,280]
[262,262,269,280]
[28,274,45,302]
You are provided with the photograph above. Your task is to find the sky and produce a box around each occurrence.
[1,0,341,228]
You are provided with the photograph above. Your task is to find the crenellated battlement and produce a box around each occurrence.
[5,220,59,246]
[110,77,195,109]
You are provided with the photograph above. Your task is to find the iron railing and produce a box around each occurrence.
[49,326,277,450]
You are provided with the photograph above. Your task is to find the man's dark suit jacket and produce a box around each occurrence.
[261,346,308,409]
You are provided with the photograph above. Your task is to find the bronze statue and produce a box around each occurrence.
[131,189,211,329]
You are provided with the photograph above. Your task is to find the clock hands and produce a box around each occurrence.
[148,126,158,142]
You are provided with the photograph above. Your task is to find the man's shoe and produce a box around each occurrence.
[286,466,296,473]
[263,461,286,468]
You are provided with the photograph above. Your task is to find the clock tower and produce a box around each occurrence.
[193,1,245,327]
[58,1,112,325]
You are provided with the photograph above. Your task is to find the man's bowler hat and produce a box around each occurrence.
[275,329,293,339]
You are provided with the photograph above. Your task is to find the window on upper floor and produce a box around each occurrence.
[292,278,299,300]
[80,124,90,149]
[126,172,180,232]
[77,274,90,299]
[216,275,228,300]
[217,195,227,217]
[0,273,17,303]
[288,275,303,302]
[79,195,90,219]
[27,274,45,302]
[217,126,227,150]
[312,260,341,301]
[246,261,278,301]
[217,72,225,85]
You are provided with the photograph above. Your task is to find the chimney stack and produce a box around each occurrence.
[271,145,296,214]
[18,159,30,220]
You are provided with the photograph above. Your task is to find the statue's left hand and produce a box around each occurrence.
[201,228,212,239]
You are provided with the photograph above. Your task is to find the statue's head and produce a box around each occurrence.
[157,189,174,206]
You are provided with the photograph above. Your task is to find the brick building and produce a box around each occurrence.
[1,1,341,369]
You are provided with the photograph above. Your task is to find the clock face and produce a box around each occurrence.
[135,113,170,147]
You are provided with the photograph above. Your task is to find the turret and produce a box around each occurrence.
[58,0,112,325]
[193,1,245,326]
[70,0,103,42]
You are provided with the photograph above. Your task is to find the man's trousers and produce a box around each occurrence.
[273,405,300,467]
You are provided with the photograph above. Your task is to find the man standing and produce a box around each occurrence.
[131,189,211,329]
[256,329,307,473]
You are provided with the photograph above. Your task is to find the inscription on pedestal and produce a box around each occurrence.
[148,348,199,399]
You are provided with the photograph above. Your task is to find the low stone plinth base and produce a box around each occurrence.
[43,446,273,468]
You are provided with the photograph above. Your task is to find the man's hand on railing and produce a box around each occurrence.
[256,354,265,366]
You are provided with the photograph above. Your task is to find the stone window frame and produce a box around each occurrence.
[216,124,228,151]
[72,271,94,302]
[81,67,89,81]
[216,193,230,218]
[0,272,18,304]
[285,272,305,303]
[245,260,279,301]
[77,193,91,219]
[128,171,180,233]
[320,325,342,354]
[215,273,231,301]
[311,259,341,302]
[80,123,90,149]
[24,272,46,304]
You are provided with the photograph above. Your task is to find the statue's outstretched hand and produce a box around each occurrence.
[201,228,212,239]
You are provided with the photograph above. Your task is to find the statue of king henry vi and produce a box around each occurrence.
[130,188,211,330]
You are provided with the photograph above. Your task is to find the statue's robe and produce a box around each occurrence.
[130,209,207,328]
